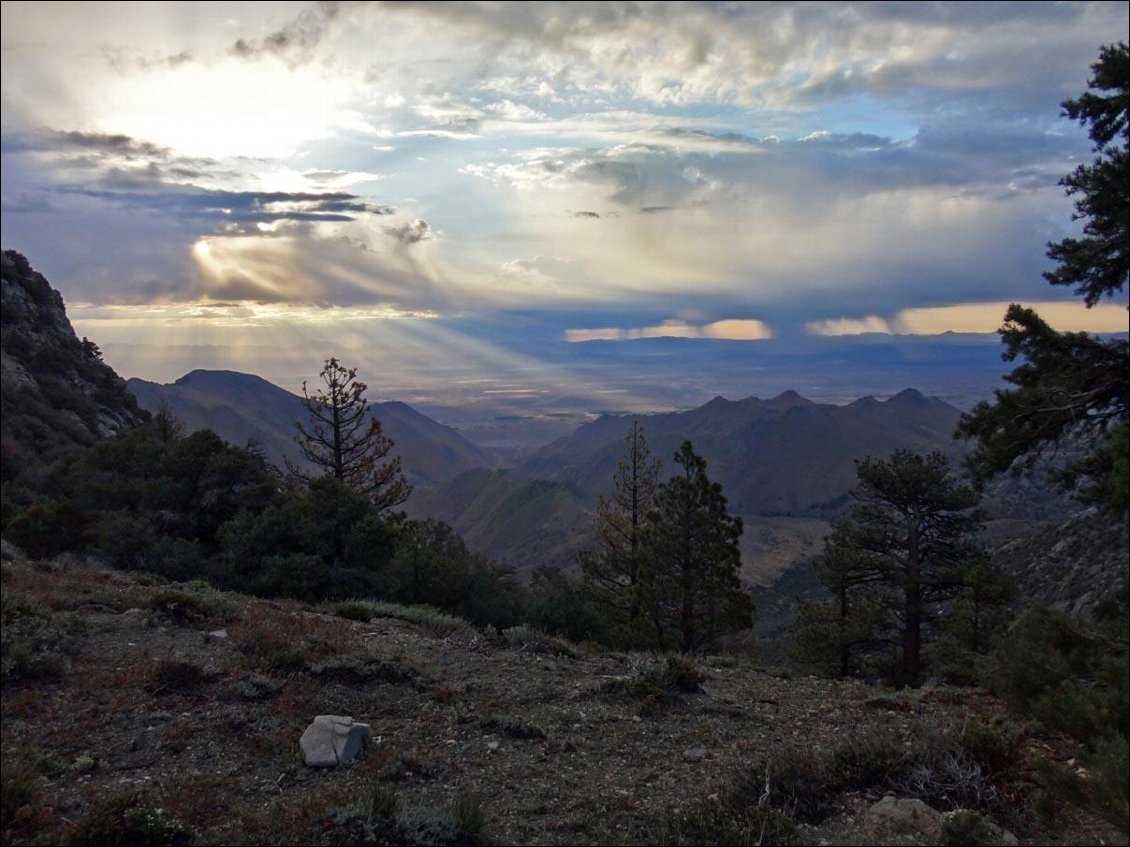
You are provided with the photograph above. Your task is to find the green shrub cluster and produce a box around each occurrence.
[988,603,1129,831]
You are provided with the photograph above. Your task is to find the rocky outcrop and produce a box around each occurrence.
[1,249,148,489]
[993,508,1129,618]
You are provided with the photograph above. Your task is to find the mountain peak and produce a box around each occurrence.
[174,369,280,391]
[886,388,929,405]
[766,389,814,409]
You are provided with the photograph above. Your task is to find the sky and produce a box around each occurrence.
[2,2,1127,415]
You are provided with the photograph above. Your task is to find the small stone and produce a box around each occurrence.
[207,629,228,640]
[300,715,372,767]
[683,744,708,762]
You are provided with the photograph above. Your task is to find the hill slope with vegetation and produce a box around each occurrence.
[2,548,1124,847]
[1,250,148,523]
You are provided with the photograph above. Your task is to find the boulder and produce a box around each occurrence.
[300,715,372,767]
[837,796,943,845]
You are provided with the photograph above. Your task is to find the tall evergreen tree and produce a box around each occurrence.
[802,450,998,686]
[641,441,752,651]
[291,357,411,513]
[580,419,660,640]
[958,43,1129,509]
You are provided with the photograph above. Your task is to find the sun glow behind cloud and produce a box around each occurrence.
[565,318,773,343]
[805,301,1129,336]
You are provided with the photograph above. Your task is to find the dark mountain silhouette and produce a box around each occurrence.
[516,388,963,516]
[127,370,499,489]
[1,250,147,499]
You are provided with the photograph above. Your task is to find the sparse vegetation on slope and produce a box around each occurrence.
[1,550,1123,846]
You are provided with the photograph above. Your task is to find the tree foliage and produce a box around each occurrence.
[640,441,752,651]
[580,419,660,643]
[796,450,1004,686]
[293,357,411,513]
[958,43,1129,508]
[1044,42,1129,307]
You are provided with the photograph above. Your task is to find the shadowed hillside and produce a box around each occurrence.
[128,370,500,489]
[518,389,964,516]
[1,250,148,519]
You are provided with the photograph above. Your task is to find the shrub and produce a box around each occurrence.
[367,601,472,638]
[943,809,1021,846]
[481,714,546,740]
[63,792,192,846]
[1,767,37,832]
[147,659,211,694]
[328,601,373,622]
[0,592,73,679]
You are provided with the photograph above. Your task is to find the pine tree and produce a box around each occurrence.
[640,441,752,651]
[580,419,660,641]
[958,43,1129,509]
[802,450,1000,686]
[292,357,411,513]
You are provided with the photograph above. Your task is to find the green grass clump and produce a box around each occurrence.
[367,601,472,637]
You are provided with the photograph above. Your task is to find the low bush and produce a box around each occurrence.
[62,792,192,846]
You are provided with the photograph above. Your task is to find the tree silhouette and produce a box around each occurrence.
[580,419,660,641]
[958,42,1129,509]
[802,450,998,686]
[641,441,752,651]
[292,358,411,513]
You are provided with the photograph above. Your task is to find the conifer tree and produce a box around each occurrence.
[292,357,411,513]
[580,419,660,640]
[640,441,752,651]
[958,42,1128,509]
[800,450,1001,685]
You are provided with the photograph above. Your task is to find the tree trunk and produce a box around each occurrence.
[902,522,922,685]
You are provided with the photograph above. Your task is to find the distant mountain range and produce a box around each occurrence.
[126,370,499,489]
[515,388,964,515]
[126,370,979,577]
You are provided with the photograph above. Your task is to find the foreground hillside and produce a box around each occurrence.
[2,549,1121,847]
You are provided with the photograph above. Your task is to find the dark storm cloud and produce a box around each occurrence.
[5,129,175,160]
[229,1,342,65]
[65,182,396,228]
[385,218,432,245]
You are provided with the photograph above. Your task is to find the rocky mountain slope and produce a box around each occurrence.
[127,370,499,489]
[1,250,147,501]
[2,548,1119,847]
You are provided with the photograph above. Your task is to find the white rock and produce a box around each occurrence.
[300,715,372,767]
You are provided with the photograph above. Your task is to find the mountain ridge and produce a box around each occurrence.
[126,370,500,489]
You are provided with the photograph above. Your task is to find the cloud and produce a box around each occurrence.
[6,129,175,160]
[385,218,432,245]
[565,318,773,343]
[806,302,1129,336]
[104,47,195,73]
[229,0,342,66]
